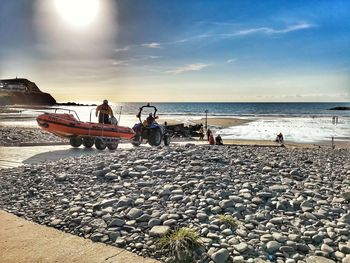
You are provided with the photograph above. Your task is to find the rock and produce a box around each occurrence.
[127,208,143,219]
[211,248,230,263]
[170,195,183,201]
[341,191,350,202]
[148,218,162,227]
[116,197,133,207]
[55,174,67,182]
[233,242,248,253]
[339,244,350,254]
[163,219,177,226]
[90,232,104,242]
[232,256,245,263]
[108,218,125,227]
[149,226,170,237]
[266,241,281,253]
[100,198,118,207]
[89,219,107,229]
[197,213,209,222]
[321,244,334,254]
[305,256,336,263]
[49,219,62,226]
[115,237,126,246]
[219,200,234,209]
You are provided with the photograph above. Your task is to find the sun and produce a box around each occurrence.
[54,0,99,27]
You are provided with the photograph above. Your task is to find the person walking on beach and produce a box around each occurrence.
[96,99,114,124]
[207,129,212,141]
[199,124,204,140]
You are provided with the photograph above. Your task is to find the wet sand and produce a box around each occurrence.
[192,117,251,128]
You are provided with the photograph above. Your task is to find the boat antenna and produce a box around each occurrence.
[118,106,123,124]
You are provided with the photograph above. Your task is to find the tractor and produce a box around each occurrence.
[132,104,171,146]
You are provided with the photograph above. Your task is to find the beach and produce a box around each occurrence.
[1,143,350,263]
[0,104,350,263]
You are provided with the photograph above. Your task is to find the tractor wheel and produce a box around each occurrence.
[95,138,106,150]
[107,142,118,150]
[149,128,162,146]
[70,137,82,148]
[164,134,171,146]
[82,137,94,148]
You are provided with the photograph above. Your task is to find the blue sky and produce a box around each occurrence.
[0,0,349,102]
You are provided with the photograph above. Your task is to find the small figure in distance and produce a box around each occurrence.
[206,128,212,141]
[199,124,204,140]
[275,132,284,144]
[96,99,114,124]
[209,133,215,145]
[215,134,223,145]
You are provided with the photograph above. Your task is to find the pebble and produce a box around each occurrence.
[0,144,348,263]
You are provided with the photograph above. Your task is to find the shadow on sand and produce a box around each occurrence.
[23,147,100,164]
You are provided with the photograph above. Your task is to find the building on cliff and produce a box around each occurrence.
[0,78,41,92]
[0,78,56,105]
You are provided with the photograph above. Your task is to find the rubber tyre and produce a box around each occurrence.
[164,134,171,146]
[149,128,162,146]
[95,138,106,150]
[107,142,118,150]
[132,134,142,147]
[70,137,82,148]
[82,137,94,148]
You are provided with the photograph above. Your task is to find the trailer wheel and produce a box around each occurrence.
[107,142,118,150]
[131,133,142,147]
[95,138,106,150]
[82,137,94,148]
[70,137,82,148]
[164,134,171,146]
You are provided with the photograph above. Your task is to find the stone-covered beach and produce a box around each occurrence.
[1,144,349,263]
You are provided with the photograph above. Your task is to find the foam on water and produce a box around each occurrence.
[219,116,350,143]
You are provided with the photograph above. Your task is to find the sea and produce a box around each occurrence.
[1,102,350,144]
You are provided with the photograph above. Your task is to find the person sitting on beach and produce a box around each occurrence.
[275,132,284,143]
[207,129,212,141]
[209,133,215,145]
[96,99,114,124]
[215,134,223,145]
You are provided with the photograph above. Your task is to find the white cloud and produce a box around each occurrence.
[142,42,162,48]
[114,46,129,52]
[111,60,128,66]
[227,58,237,63]
[146,55,161,59]
[166,63,210,74]
[235,23,315,36]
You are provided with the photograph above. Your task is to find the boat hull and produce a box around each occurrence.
[37,113,135,140]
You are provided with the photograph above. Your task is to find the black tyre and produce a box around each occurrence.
[131,134,142,147]
[82,137,94,148]
[164,134,171,146]
[70,137,82,148]
[149,128,162,146]
[107,142,118,150]
[95,138,106,150]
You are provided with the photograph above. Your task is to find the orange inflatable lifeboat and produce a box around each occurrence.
[37,111,135,150]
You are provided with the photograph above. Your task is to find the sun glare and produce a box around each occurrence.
[54,0,99,27]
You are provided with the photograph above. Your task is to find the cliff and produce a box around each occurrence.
[0,78,56,105]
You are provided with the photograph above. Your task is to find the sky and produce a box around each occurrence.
[0,0,349,102]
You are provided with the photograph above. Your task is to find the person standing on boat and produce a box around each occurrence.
[96,99,114,124]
